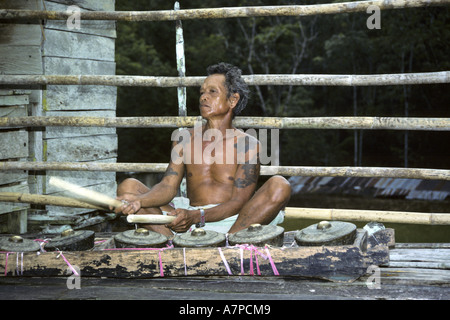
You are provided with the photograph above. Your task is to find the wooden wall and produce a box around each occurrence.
[0,0,117,233]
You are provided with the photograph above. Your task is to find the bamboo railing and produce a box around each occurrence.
[0,191,448,225]
[285,207,450,225]
[1,116,449,130]
[1,192,449,225]
[1,0,449,21]
[0,192,105,210]
[1,0,449,226]
[0,72,448,87]
[1,162,449,181]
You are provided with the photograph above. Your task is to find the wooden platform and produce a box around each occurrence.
[0,243,448,300]
[0,234,448,300]
[0,230,391,282]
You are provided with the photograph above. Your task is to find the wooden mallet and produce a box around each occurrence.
[49,176,123,209]
[49,176,176,224]
[126,215,175,224]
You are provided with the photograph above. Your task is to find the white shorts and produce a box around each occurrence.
[163,196,285,234]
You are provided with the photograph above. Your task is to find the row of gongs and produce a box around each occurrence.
[115,221,357,248]
[0,220,357,252]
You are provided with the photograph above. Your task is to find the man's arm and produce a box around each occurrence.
[138,161,184,208]
[116,140,185,214]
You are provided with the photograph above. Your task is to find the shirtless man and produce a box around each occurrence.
[114,63,291,236]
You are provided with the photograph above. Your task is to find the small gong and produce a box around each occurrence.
[45,229,95,251]
[228,224,285,247]
[295,221,357,246]
[114,228,168,248]
[0,235,41,252]
[173,228,226,248]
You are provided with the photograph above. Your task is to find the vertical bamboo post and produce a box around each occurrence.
[175,1,187,197]
[175,1,187,117]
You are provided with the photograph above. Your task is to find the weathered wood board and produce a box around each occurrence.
[1,0,44,10]
[43,29,115,61]
[0,24,42,47]
[0,130,28,160]
[44,2,116,39]
[0,92,31,234]
[44,135,117,162]
[0,184,30,215]
[0,170,28,186]
[47,0,115,11]
[0,230,392,282]
[0,46,43,75]
[0,95,29,106]
[0,0,117,233]
[0,244,389,282]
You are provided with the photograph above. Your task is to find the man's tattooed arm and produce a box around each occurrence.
[233,163,259,188]
[164,166,179,177]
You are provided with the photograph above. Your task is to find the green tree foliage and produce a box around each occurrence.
[115,0,449,169]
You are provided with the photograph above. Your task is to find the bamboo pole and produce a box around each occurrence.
[1,116,449,131]
[0,192,106,210]
[284,207,450,225]
[0,193,448,225]
[175,1,187,117]
[0,72,448,87]
[261,166,450,180]
[1,0,449,21]
[0,162,449,180]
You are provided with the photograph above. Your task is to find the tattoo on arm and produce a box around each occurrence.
[233,163,258,188]
[164,167,179,177]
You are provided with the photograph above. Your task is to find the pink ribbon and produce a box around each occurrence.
[264,247,279,276]
[218,244,279,276]
[2,252,11,276]
[57,251,79,276]
[2,251,24,276]
[218,247,233,275]
[233,244,267,276]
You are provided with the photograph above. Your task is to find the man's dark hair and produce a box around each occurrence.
[206,62,249,118]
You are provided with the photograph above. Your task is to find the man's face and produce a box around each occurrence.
[199,74,232,119]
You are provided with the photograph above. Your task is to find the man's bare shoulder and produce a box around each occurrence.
[232,129,260,165]
[233,128,260,147]
[171,127,194,145]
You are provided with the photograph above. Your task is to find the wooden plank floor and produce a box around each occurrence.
[0,243,448,300]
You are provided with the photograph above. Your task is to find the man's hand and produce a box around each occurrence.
[112,194,142,215]
[166,208,199,233]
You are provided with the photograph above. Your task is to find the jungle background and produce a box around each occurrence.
[115,0,449,170]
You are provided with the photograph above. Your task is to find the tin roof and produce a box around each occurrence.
[289,176,450,201]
